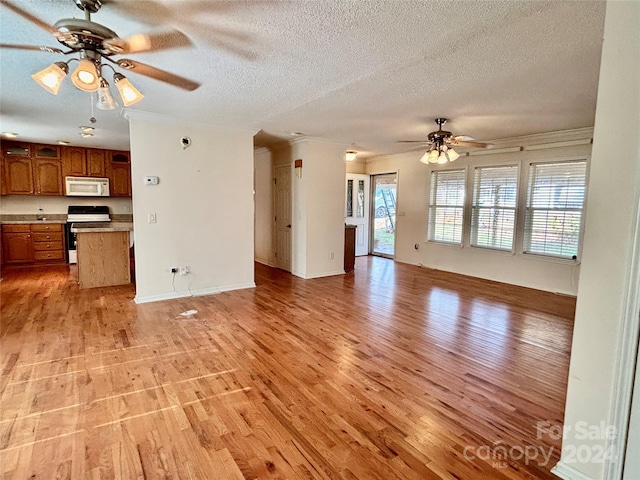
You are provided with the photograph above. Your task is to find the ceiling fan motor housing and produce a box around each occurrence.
[74,0,102,14]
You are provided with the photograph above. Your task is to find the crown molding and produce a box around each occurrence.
[484,127,594,149]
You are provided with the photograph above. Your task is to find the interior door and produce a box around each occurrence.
[275,165,292,272]
[345,173,370,256]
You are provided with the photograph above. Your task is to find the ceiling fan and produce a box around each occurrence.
[0,0,200,109]
[399,118,493,164]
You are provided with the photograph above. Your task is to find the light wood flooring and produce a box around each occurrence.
[0,257,575,479]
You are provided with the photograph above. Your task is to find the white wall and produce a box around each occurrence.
[127,114,257,303]
[346,158,366,174]
[303,140,347,278]
[270,138,346,279]
[553,1,640,479]
[254,148,274,266]
[0,195,132,215]
[366,140,592,295]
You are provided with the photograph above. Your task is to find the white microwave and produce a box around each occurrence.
[65,176,110,197]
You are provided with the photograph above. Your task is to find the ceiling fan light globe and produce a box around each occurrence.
[96,86,118,111]
[428,149,439,163]
[70,58,100,92]
[114,73,144,106]
[447,148,460,162]
[437,153,448,164]
[419,151,430,164]
[31,62,68,95]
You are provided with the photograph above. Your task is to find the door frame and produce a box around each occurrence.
[369,172,398,259]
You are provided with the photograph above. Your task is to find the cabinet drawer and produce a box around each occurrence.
[31,223,63,232]
[2,224,31,233]
[32,232,63,242]
[33,241,63,251]
[34,250,64,261]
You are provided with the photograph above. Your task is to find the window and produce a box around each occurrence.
[428,169,465,244]
[471,165,518,250]
[524,160,587,258]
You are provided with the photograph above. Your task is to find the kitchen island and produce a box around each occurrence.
[71,222,133,288]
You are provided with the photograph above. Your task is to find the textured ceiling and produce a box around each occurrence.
[0,0,606,157]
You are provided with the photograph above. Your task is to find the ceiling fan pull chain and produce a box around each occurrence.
[89,92,96,124]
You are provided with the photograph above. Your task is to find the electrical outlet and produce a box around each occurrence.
[180,265,189,276]
[148,213,157,224]
[329,251,335,260]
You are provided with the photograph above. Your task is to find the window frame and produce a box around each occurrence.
[427,167,467,246]
[424,155,589,263]
[522,158,589,260]
[470,164,519,252]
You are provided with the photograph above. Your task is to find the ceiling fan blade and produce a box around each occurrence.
[454,135,476,141]
[116,59,200,91]
[397,140,430,144]
[451,140,493,148]
[0,43,64,54]
[104,30,192,54]
[0,0,57,34]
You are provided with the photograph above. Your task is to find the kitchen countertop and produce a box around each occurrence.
[71,222,133,233]
[1,215,67,224]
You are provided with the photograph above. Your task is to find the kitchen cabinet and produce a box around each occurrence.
[33,159,63,195]
[1,142,129,197]
[2,225,33,264]
[33,145,60,159]
[62,146,88,177]
[86,149,106,177]
[107,150,131,197]
[3,157,34,195]
[1,141,31,157]
[31,224,65,262]
[1,224,65,265]
[63,147,106,178]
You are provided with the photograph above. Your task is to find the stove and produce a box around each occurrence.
[65,206,111,263]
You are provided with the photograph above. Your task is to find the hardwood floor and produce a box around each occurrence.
[0,257,575,479]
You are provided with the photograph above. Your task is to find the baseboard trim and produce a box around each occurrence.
[292,269,345,280]
[255,258,276,268]
[551,461,595,480]
[134,282,256,304]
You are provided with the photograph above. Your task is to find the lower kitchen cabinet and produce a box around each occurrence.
[1,223,65,265]
[2,225,33,263]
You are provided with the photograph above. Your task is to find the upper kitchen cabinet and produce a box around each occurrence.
[62,146,87,177]
[86,149,106,177]
[62,147,106,178]
[2,156,34,195]
[107,150,131,197]
[1,143,130,197]
[33,145,60,159]
[33,158,63,195]
[1,141,31,157]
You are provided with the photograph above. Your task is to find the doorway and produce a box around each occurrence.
[345,174,370,256]
[371,173,397,257]
[274,164,292,271]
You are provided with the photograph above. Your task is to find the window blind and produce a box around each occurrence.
[471,165,518,250]
[524,160,587,258]
[428,169,465,244]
